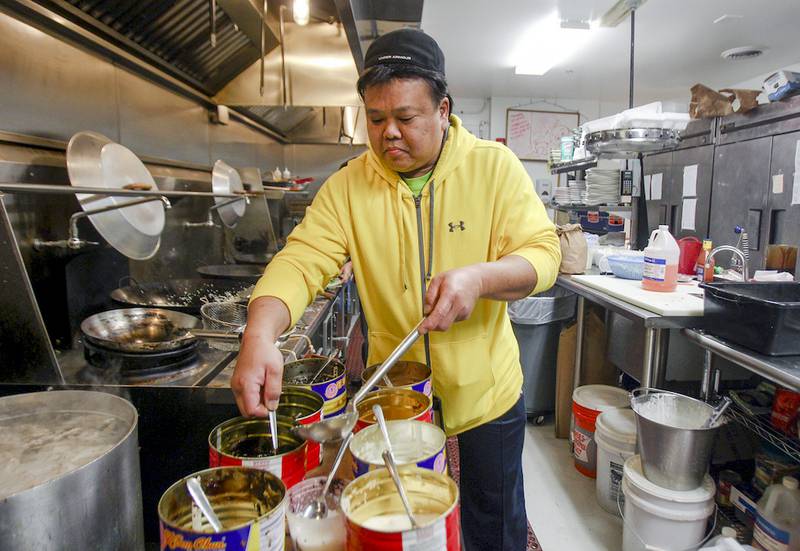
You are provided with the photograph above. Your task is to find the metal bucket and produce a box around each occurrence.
[362,361,432,397]
[278,385,324,471]
[209,414,307,489]
[0,390,143,550]
[341,467,461,550]
[354,388,433,432]
[158,466,285,550]
[350,419,447,477]
[630,388,720,491]
[283,357,348,418]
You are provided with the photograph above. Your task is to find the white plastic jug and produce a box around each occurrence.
[643,225,680,292]
[752,476,800,550]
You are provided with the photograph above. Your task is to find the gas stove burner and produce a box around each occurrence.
[82,338,200,383]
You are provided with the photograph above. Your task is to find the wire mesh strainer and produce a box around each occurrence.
[200,302,247,351]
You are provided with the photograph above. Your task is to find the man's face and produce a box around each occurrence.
[364,78,449,178]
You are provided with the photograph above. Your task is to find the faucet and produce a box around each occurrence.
[35,195,171,250]
[707,245,750,282]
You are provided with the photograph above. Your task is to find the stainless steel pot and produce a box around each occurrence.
[0,390,143,549]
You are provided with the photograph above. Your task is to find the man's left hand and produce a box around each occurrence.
[420,265,483,333]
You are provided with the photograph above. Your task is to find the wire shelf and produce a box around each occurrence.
[548,156,598,174]
[715,505,752,543]
[725,401,800,463]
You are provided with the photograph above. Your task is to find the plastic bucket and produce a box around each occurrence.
[595,409,637,516]
[572,385,630,477]
[621,455,715,551]
[631,388,719,491]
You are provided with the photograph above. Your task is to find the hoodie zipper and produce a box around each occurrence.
[414,193,433,369]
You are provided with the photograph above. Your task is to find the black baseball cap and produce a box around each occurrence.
[363,28,445,75]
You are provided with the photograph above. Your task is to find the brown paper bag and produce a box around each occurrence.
[690,84,762,118]
[555,322,577,439]
[719,88,761,114]
[557,224,588,274]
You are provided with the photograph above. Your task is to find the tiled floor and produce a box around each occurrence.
[523,420,623,551]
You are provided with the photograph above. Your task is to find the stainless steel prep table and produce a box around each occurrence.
[557,273,702,389]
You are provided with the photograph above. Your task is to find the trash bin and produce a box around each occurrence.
[508,286,577,423]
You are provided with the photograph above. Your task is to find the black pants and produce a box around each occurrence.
[457,395,528,550]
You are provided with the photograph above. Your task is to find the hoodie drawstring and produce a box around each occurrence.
[396,181,408,291]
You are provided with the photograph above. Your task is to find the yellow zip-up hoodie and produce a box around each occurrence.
[251,115,561,435]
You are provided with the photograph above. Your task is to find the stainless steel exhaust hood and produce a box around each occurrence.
[4,0,423,144]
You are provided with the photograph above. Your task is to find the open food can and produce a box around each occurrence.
[354,388,433,432]
[279,385,324,471]
[361,361,432,398]
[341,467,461,550]
[350,419,446,477]
[209,414,307,489]
[158,466,285,551]
[283,356,348,418]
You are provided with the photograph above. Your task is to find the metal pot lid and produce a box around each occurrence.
[66,131,164,259]
[212,160,246,228]
[196,264,267,281]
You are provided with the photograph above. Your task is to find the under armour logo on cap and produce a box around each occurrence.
[448,221,465,232]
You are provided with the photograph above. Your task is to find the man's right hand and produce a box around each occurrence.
[231,296,291,417]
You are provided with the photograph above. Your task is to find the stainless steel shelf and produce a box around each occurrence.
[549,157,598,174]
[551,203,632,212]
[684,330,800,392]
[725,401,800,463]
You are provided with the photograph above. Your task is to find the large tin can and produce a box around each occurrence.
[341,467,461,550]
[354,388,433,432]
[209,414,307,489]
[159,466,285,551]
[283,356,348,418]
[362,361,432,398]
[350,419,447,478]
[279,385,324,471]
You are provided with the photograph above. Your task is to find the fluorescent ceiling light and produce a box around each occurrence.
[514,13,595,76]
[599,0,646,27]
[294,0,310,26]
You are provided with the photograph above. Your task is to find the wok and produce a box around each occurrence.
[81,308,203,353]
[110,278,253,313]
[196,262,270,282]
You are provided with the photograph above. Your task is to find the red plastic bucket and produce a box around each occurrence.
[572,385,630,478]
[341,467,461,550]
[209,414,307,489]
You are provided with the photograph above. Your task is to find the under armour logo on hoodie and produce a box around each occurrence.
[448,221,466,232]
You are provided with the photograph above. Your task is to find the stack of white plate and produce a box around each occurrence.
[554,187,570,204]
[586,169,621,205]
[568,180,586,204]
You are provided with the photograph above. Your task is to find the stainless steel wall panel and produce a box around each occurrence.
[718,96,800,145]
[767,130,800,276]
[0,13,118,141]
[284,143,366,188]
[643,151,672,234]
[670,145,714,239]
[116,68,211,165]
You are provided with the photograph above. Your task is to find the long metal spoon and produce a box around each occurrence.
[186,477,223,533]
[308,350,340,385]
[300,432,354,520]
[701,396,732,429]
[374,405,419,529]
[292,318,425,444]
[268,409,279,452]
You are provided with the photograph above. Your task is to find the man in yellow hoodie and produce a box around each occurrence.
[233,28,561,550]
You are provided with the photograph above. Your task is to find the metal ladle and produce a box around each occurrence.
[701,396,732,429]
[308,350,340,385]
[292,318,425,444]
[300,431,354,520]
[186,477,223,533]
[374,404,418,529]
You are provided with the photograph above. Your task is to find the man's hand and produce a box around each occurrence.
[231,297,291,417]
[420,265,483,333]
[339,260,354,284]
[419,256,538,334]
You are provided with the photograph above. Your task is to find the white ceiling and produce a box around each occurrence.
[421,0,800,103]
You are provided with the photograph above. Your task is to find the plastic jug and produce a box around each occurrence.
[642,225,680,292]
[701,527,757,550]
[678,236,703,275]
[752,476,800,550]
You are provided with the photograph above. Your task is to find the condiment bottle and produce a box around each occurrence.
[695,239,714,282]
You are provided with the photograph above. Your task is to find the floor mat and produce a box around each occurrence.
[446,437,542,550]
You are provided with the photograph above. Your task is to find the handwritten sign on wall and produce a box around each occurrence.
[505,109,579,161]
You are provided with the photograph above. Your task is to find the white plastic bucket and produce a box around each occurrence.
[595,409,637,516]
[622,456,716,551]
